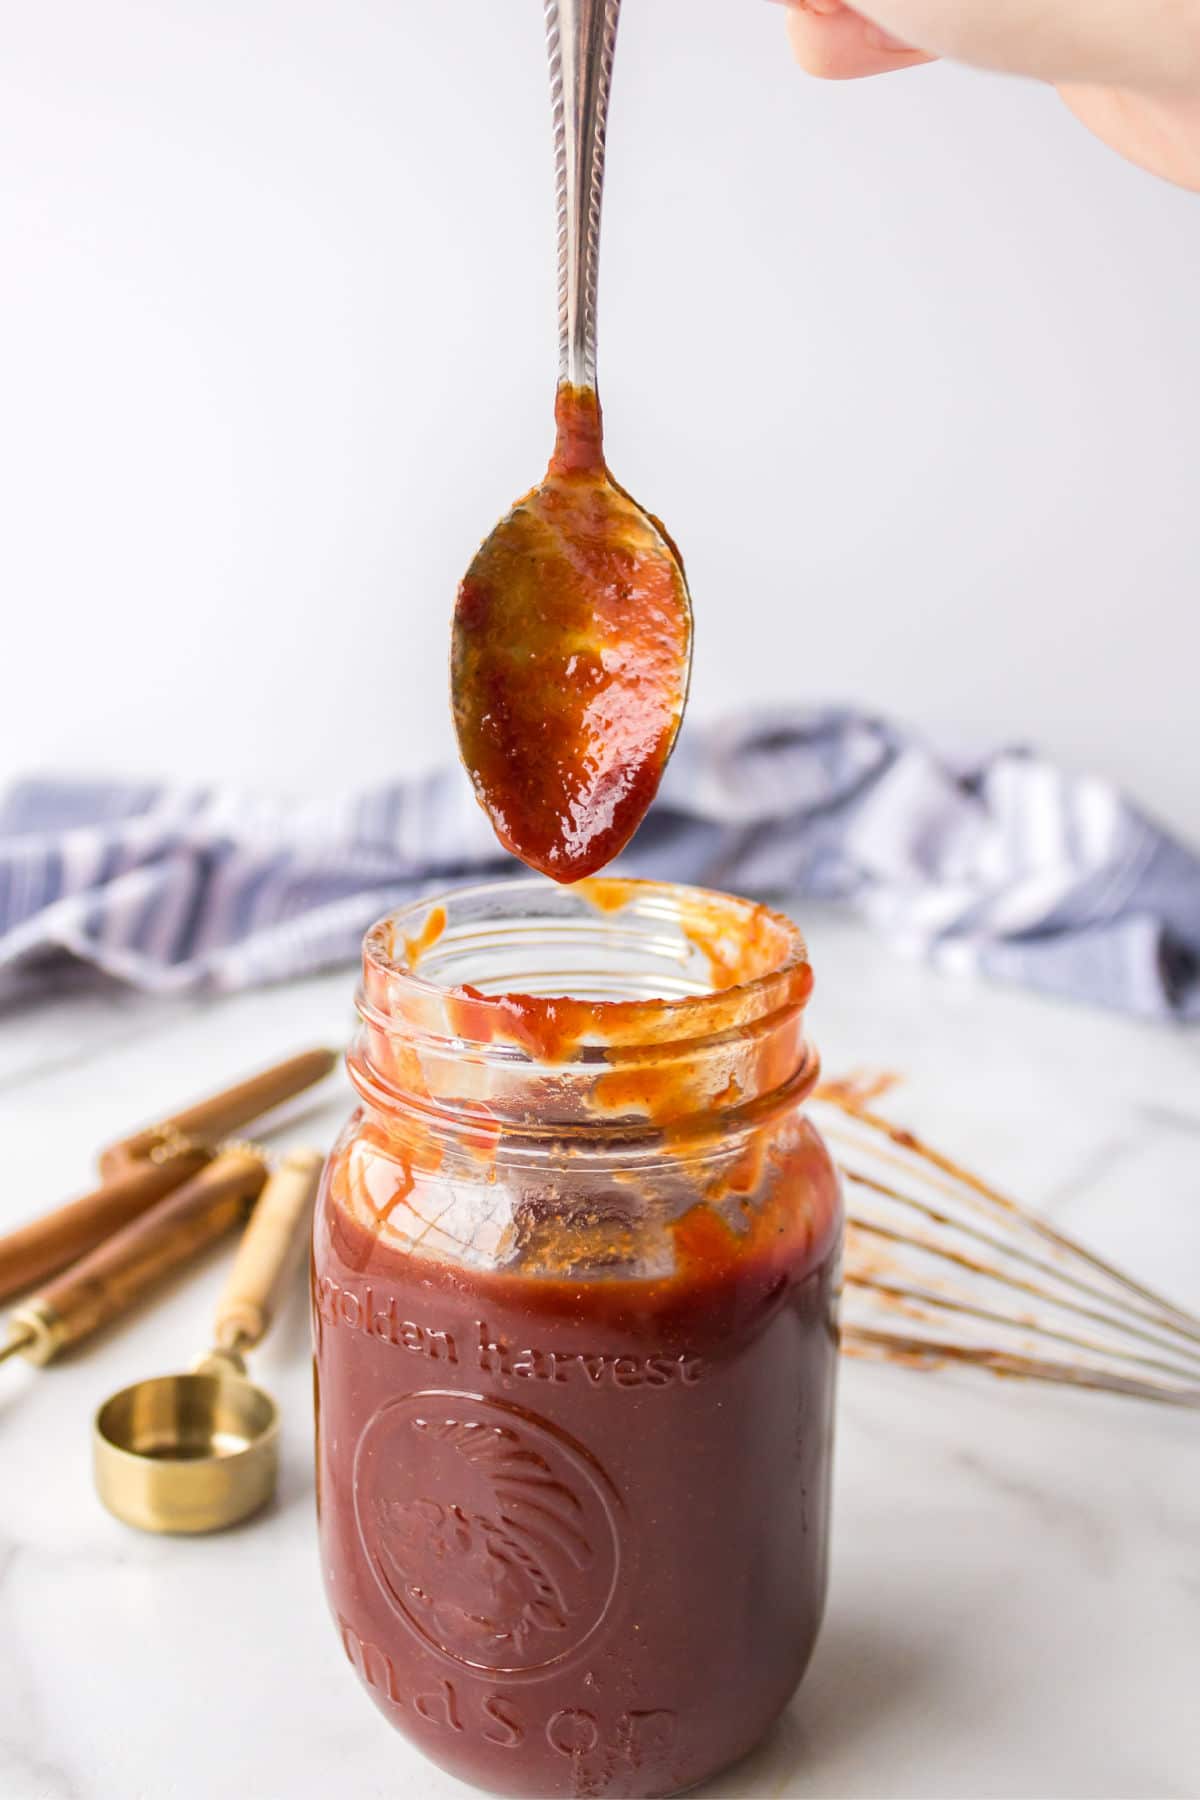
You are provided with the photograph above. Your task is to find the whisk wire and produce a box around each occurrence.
[849,1274,1200,1387]
[816,1084,1200,1411]
[826,1107,1200,1350]
[841,1325,1200,1410]
[845,1206,1200,1374]
[841,1159,1200,1355]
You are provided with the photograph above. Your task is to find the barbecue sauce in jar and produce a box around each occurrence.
[313,878,841,1798]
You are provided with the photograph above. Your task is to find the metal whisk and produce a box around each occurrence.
[815,1076,1200,1410]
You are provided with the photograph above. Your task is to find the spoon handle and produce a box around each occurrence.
[546,0,623,389]
[97,1045,339,1176]
[211,1147,324,1356]
[4,1149,267,1367]
[0,1145,211,1305]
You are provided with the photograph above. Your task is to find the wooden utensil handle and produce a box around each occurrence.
[213,1149,324,1352]
[22,1149,268,1363]
[98,1047,338,1174]
[0,1147,211,1305]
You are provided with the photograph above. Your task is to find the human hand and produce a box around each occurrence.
[774,0,1200,192]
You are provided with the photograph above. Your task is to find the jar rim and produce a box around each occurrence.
[360,875,812,1061]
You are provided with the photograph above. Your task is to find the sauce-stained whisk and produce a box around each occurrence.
[819,1077,1200,1409]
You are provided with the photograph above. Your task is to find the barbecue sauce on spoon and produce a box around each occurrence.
[451,384,692,883]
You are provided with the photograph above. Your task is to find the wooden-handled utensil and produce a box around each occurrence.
[0,1047,336,1303]
[205,1145,323,1363]
[94,1148,325,1534]
[0,1144,213,1305]
[0,1147,268,1368]
[98,1046,338,1175]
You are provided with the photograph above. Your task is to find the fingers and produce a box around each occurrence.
[780,1,936,82]
[770,0,1200,192]
[785,0,1200,93]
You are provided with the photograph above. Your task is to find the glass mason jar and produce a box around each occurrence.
[313,877,842,1800]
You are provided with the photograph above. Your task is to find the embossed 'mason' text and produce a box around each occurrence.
[339,1618,677,1764]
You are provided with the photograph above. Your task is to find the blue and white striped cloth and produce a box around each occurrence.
[1,708,1197,1018]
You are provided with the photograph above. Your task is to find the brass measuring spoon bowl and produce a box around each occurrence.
[94,1370,279,1534]
[93,1147,324,1535]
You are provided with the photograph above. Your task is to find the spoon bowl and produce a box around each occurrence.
[94,1370,279,1534]
[91,1148,323,1535]
[453,384,691,882]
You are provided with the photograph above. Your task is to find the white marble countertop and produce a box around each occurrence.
[1,904,1197,1800]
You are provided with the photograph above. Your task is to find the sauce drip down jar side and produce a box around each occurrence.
[312,878,842,1798]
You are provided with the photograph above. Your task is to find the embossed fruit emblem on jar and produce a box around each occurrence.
[354,1392,622,1676]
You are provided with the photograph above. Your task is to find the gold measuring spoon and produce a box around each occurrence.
[451,0,692,883]
[93,1147,324,1534]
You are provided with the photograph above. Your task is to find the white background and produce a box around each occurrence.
[2,0,1197,836]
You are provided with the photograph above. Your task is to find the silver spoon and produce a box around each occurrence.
[451,0,693,884]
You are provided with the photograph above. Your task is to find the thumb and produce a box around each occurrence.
[779,1,935,81]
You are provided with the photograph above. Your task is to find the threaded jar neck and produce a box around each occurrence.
[349,878,817,1138]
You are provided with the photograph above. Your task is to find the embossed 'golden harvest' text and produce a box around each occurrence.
[315,1277,705,1388]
